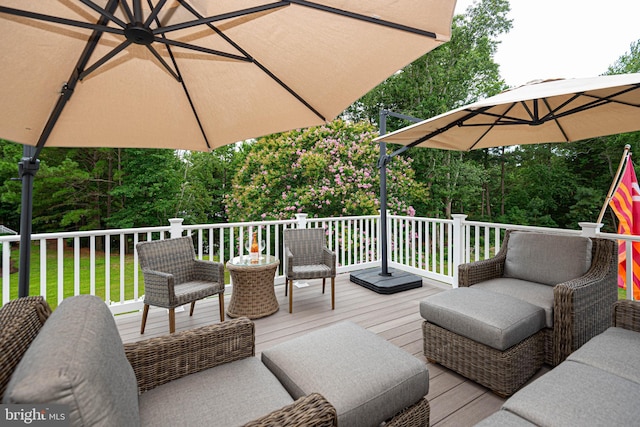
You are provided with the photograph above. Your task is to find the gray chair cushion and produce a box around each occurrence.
[504,232,592,286]
[502,361,640,426]
[472,278,555,327]
[3,295,140,427]
[420,288,545,351]
[262,321,429,427]
[567,326,640,385]
[139,358,294,427]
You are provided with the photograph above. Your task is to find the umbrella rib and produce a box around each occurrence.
[78,40,132,80]
[0,6,123,36]
[78,0,128,28]
[144,0,169,27]
[541,97,570,141]
[154,1,291,36]
[147,2,212,150]
[178,0,327,122]
[119,0,135,22]
[145,45,181,81]
[154,37,251,62]
[288,0,438,39]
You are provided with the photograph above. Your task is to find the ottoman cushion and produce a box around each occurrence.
[261,321,428,427]
[420,288,545,351]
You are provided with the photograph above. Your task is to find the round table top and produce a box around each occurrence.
[228,254,279,267]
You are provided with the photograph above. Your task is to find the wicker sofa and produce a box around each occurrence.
[0,295,336,426]
[476,300,640,425]
[1,295,431,427]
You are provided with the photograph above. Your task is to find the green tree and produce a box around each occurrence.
[226,120,428,221]
[107,149,183,228]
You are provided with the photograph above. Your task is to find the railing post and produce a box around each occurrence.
[451,214,468,288]
[169,218,184,238]
[579,222,603,237]
[295,213,308,229]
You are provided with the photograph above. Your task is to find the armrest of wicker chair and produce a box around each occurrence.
[242,393,337,427]
[285,247,294,275]
[552,237,618,365]
[613,300,640,332]
[124,317,255,394]
[140,269,176,306]
[322,247,336,275]
[193,259,224,283]
[458,253,507,287]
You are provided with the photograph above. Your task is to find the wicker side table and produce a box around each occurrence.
[226,255,280,319]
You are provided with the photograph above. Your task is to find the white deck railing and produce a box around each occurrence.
[1,213,636,312]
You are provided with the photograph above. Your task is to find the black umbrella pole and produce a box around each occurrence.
[17,147,39,298]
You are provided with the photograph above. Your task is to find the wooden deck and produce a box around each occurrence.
[114,272,549,426]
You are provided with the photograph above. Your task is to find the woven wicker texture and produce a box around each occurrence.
[242,393,337,427]
[284,228,336,313]
[613,300,640,331]
[458,230,617,366]
[385,397,430,427]
[226,259,280,319]
[124,317,255,393]
[0,296,51,400]
[423,321,544,397]
[136,236,225,333]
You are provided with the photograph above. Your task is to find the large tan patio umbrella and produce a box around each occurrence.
[372,73,640,279]
[0,0,457,297]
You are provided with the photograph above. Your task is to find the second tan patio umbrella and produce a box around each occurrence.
[0,0,457,296]
[372,73,640,280]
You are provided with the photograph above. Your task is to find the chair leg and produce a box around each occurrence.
[285,280,288,296]
[190,301,196,316]
[168,308,176,334]
[331,277,335,310]
[219,293,225,322]
[140,304,150,334]
[289,279,293,314]
[322,278,326,294]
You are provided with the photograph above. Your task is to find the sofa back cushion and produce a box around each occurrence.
[3,295,140,427]
[504,232,592,286]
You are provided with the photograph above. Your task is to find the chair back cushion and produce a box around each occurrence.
[3,295,140,426]
[0,296,51,400]
[136,236,196,284]
[284,228,327,265]
[504,231,592,286]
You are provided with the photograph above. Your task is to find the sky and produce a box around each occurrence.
[454,0,640,87]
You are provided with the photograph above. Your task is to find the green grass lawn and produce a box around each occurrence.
[7,242,229,310]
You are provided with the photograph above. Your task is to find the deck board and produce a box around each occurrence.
[114,272,517,426]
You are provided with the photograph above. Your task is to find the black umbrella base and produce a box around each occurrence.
[350,267,423,294]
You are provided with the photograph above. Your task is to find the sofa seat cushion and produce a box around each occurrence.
[504,232,592,285]
[502,361,640,426]
[472,279,555,327]
[420,288,545,351]
[567,326,640,385]
[3,295,140,427]
[139,357,294,427]
[474,409,537,426]
[261,321,429,427]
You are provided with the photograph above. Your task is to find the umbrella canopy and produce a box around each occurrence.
[374,73,640,150]
[0,0,457,298]
[0,0,455,152]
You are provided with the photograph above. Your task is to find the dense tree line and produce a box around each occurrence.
[1,0,639,234]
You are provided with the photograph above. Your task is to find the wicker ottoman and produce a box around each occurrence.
[420,288,546,397]
[262,321,430,427]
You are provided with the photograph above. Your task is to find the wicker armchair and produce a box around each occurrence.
[284,228,336,313]
[458,230,618,366]
[136,236,225,334]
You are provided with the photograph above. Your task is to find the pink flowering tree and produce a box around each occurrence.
[225,120,427,222]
